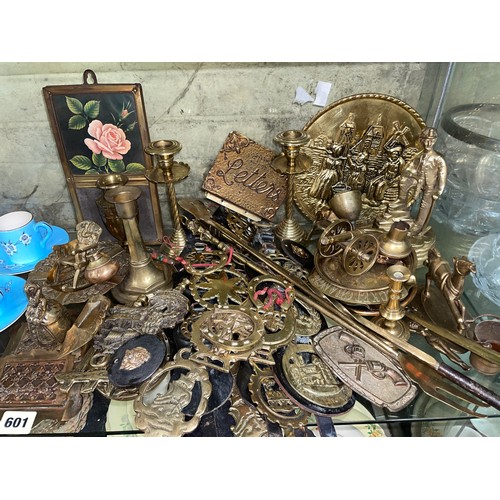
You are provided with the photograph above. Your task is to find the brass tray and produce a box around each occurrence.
[295,93,426,226]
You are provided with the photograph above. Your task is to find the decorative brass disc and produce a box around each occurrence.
[295,93,426,226]
[273,343,355,415]
[188,266,249,308]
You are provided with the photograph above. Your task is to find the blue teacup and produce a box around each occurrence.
[0,211,54,265]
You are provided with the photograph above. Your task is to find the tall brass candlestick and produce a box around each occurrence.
[105,185,172,304]
[145,140,190,257]
[374,264,412,341]
[272,130,311,242]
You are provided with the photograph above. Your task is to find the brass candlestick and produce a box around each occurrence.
[272,130,312,242]
[145,139,190,257]
[374,264,412,341]
[105,185,172,304]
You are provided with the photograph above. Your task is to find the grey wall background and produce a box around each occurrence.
[0,61,492,234]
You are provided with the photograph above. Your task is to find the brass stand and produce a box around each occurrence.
[145,140,190,257]
[374,264,412,341]
[105,185,172,304]
[272,130,311,243]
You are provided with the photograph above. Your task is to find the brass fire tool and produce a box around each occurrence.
[178,198,500,414]
[105,185,172,304]
[271,130,312,243]
[145,139,190,257]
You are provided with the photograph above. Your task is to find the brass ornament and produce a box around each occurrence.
[190,305,266,372]
[275,343,354,414]
[313,326,417,412]
[422,247,476,334]
[181,247,232,276]
[24,282,72,346]
[188,267,249,309]
[318,219,354,259]
[0,353,82,422]
[134,348,212,437]
[27,241,129,305]
[248,364,310,430]
[30,392,93,435]
[269,254,310,281]
[295,93,425,227]
[291,298,324,338]
[47,220,122,292]
[225,211,258,243]
[310,222,417,306]
[94,290,190,354]
[272,130,312,242]
[58,294,111,358]
[229,385,269,437]
[145,139,190,257]
[247,275,297,355]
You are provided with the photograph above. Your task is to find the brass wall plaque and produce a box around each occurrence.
[202,131,287,221]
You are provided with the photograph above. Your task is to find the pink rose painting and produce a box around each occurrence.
[63,95,145,175]
[84,120,132,160]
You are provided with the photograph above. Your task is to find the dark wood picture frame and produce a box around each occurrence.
[42,70,164,245]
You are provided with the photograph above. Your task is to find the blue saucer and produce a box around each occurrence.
[0,275,28,332]
[0,225,70,276]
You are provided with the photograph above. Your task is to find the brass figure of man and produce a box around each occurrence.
[399,127,447,235]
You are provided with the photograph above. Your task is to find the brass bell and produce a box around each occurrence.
[379,221,412,259]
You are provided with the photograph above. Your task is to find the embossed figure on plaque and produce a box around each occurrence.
[295,94,426,228]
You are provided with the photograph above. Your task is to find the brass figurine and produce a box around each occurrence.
[398,127,447,236]
[48,220,119,291]
[24,282,72,346]
[272,130,312,242]
[105,185,173,304]
[145,139,190,257]
[422,247,476,334]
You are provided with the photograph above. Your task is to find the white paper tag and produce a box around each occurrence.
[0,411,37,435]
[313,81,332,107]
[293,86,314,105]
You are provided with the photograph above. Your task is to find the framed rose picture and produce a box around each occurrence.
[42,70,164,245]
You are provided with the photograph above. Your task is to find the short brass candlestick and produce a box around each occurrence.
[272,130,312,243]
[374,264,412,341]
[145,139,190,257]
[105,185,172,304]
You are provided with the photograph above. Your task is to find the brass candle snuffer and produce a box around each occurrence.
[104,184,173,304]
[145,139,190,258]
[271,130,312,243]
